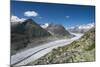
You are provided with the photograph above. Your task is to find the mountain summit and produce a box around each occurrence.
[45,23,73,38]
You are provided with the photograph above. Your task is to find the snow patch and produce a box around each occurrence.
[41,23,49,28]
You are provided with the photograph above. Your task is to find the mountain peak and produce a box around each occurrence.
[25,19,33,22]
[22,18,37,25]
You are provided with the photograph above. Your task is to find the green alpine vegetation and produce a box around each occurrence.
[29,27,95,65]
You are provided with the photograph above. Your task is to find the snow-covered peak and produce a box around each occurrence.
[67,23,95,30]
[66,23,95,33]
[78,23,94,29]
[41,23,49,29]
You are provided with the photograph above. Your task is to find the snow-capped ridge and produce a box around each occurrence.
[67,23,95,29]
[41,23,49,29]
[78,23,94,29]
[66,23,95,33]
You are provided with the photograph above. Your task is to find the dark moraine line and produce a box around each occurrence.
[11,46,50,66]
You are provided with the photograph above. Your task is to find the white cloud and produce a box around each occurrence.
[11,15,26,22]
[24,11,38,17]
[65,16,70,19]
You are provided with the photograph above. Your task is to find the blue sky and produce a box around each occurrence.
[11,1,95,27]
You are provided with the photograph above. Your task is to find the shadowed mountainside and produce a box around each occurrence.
[11,19,51,55]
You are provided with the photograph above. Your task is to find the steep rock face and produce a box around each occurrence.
[11,19,51,55]
[30,27,95,65]
[46,24,72,38]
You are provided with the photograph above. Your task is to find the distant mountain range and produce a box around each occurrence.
[31,27,95,65]
[67,23,95,33]
[11,19,72,55]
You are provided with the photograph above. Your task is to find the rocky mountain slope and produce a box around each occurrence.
[11,19,51,55]
[41,23,73,38]
[29,27,95,65]
[11,19,75,55]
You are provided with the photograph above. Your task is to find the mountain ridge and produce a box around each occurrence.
[67,23,95,33]
[11,19,51,55]
[41,23,73,38]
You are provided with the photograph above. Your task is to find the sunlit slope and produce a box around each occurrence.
[31,27,95,65]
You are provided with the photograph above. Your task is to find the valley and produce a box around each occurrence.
[11,19,95,66]
[11,33,83,66]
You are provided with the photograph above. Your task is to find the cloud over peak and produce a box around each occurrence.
[24,11,38,17]
[11,15,26,22]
